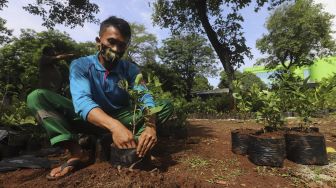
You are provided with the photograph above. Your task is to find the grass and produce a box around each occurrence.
[206,158,244,184]
[182,156,210,169]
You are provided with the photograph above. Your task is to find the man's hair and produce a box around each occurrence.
[99,16,131,41]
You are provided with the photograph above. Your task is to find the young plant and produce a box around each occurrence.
[256,90,284,131]
[273,72,314,129]
[118,73,163,135]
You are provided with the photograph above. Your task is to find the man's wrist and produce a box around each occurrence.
[146,114,157,128]
[106,118,121,133]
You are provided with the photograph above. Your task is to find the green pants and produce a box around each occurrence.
[27,89,173,145]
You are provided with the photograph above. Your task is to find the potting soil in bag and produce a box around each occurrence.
[248,134,286,167]
[286,132,328,165]
[231,129,254,155]
[110,146,141,167]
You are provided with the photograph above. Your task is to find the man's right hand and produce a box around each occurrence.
[110,123,136,149]
[87,108,136,149]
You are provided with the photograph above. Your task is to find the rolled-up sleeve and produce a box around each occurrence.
[133,85,156,108]
[70,60,99,120]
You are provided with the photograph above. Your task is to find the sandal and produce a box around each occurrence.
[46,159,84,181]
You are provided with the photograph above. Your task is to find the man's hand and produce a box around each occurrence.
[110,123,137,149]
[137,126,157,157]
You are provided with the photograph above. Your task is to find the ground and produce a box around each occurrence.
[1,117,336,188]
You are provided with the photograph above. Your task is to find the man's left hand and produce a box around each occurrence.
[136,126,157,157]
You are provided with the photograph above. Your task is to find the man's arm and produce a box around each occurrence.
[54,53,75,60]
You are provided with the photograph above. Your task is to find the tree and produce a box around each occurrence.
[159,33,217,101]
[151,0,288,96]
[218,71,267,90]
[142,62,186,98]
[0,0,12,45]
[193,75,213,91]
[124,23,158,65]
[0,0,99,28]
[22,0,99,29]
[256,0,336,70]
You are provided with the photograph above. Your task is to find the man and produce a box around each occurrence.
[38,46,74,93]
[27,16,173,180]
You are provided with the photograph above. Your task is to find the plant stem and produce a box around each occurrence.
[132,103,137,135]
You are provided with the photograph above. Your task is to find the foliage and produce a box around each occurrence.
[118,73,165,134]
[159,33,217,101]
[124,23,158,65]
[0,0,12,45]
[22,0,99,29]
[255,90,284,130]
[219,70,267,90]
[192,75,213,91]
[0,17,12,45]
[0,95,35,126]
[271,72,313,122]
[142,62,186,98]
[233,80,261,118]
[256,0,336,70]
[152,0,288,94]
[312,75,336,111]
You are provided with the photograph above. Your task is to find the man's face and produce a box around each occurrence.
[98,26,128,53]
[96,26,129,66]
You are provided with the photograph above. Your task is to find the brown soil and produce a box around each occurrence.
[1,118,336,187]
[252,130,286,139]
[286,131,323,137]
[231,128,256,134]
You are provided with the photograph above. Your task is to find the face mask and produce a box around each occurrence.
[99,43,124,66]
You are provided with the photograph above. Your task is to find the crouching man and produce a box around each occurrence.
[27,16,173,180]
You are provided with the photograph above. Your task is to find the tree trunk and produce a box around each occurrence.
[195,0,236,109]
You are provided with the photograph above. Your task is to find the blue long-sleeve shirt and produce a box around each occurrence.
[69,54,155,120]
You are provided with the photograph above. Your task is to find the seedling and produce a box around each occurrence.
[118,73,163,135]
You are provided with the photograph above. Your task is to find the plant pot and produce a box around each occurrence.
[285,131,328,165]
[231,129,255,155]
[248,132,286,167]
[0,144,21,159]
[110,145,140,167]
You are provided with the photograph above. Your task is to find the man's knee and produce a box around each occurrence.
[162,100,174,115]
[27,89,48,110]
[156,100,174,123]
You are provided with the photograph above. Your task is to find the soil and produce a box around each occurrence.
[252,131,285,139]
[1,118,336,187]
[286,131,322,137]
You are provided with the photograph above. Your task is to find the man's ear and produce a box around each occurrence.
[95,37,100,43]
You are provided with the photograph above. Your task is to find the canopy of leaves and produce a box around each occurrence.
[124,23,158,65]
[256,0,336,70]
[158,33,217,100]
[22,0,99,29]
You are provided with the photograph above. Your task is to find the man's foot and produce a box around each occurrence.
[46,158,84,180]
